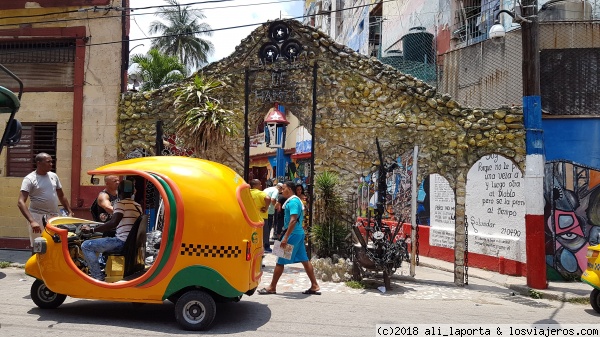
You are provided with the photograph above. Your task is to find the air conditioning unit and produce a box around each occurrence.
[385,49,402,57]
[539,0,592,21]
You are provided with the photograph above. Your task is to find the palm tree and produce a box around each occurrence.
[130,48,186,91]
[173,75,237,155]
[149,0,214,71]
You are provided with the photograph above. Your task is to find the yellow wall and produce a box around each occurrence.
[0,92,74,238]
[0,1,122,240]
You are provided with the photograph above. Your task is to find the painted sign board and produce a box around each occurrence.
[466,154,526,262]
[429,174,455,249]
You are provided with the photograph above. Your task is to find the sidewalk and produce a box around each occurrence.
[417,255,590,301]
[0,249,30,267]
[1,248,591,301]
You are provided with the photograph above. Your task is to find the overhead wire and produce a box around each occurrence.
[0,0,301,21]
[132,16,149,38]
[0,0,233,20]
[0,0,305,29]
[1,1,599,26]
[81,0,396,48]
[0,0,399,58]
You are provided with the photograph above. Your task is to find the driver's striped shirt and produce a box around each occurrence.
[113,198,142,241]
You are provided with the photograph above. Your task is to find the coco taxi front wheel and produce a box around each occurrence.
[175,290,216,331]
[31,279,67,309]
[590,288,600,313]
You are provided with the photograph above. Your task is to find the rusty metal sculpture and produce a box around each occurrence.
[351,138,410,289]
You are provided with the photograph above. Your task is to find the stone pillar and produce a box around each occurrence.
[454,171,466,286]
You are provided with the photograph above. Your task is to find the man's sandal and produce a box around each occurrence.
[301,289,321,295]
[257,288,276,295]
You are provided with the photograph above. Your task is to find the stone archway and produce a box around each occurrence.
[118,19,525,285]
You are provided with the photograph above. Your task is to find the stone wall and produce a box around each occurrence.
[118,20,525,284]
[119,20,524,185]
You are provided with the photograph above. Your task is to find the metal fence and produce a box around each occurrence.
[435,20,600,114]
[377,9,600,114]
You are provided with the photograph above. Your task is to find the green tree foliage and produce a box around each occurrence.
[311,171,351,258]
[130,48,186,91]
[149,0,214,71]
[172,75,237,155]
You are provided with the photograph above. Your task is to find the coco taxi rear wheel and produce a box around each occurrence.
[31,279,66,309]
[590,288,600,313]
[175,290,216,331]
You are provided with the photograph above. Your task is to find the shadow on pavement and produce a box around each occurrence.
[582,309,600,316]
[463,283,517,295]
[29,298,270,334]
[275,292,319,299]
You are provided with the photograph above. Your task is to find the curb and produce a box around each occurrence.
[505,284,589,302]
[0,262,25,268]
[419,260,589,302]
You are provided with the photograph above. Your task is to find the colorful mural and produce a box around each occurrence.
[544,161,600,280]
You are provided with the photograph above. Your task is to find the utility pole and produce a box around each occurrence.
[521,0,547,289]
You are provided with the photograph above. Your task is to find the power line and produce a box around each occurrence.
[132,16,149,38]
[0,0,304,29]
[0,0,391,57]
[0,0,231,20]
[87,0,393,48]
[131,0,237,11]
[0,0,301,21]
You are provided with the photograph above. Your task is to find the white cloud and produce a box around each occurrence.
[128,0,304,66]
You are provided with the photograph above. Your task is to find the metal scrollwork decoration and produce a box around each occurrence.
[125,148,148,159]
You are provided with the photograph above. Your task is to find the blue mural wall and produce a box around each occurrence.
[543,119,600,168]
[543,118,600,280]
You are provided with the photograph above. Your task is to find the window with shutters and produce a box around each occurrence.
[6,123,57,177]
[0,40,75,91]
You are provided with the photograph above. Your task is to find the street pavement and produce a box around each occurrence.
[1,248,596,336]
[0,248,591,302]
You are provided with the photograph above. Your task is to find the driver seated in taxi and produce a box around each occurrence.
[81,180,141,281]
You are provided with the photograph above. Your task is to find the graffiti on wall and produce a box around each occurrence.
[545,161,600,280]
[291,158,311,189]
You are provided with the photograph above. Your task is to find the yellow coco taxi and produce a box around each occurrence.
[25,156,264,331]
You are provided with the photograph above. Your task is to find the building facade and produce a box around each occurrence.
[304,0,600,281]
[0,0,127,248]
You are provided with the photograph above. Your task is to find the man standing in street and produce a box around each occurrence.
[17,152,73,246]
[274,183,287,239]
[263,182,280,243]
[250,179,272,253]
[258,181,320,295]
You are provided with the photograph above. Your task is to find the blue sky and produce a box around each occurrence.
[128,0,305,65]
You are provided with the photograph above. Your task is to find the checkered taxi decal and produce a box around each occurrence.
[180,243,242,258]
